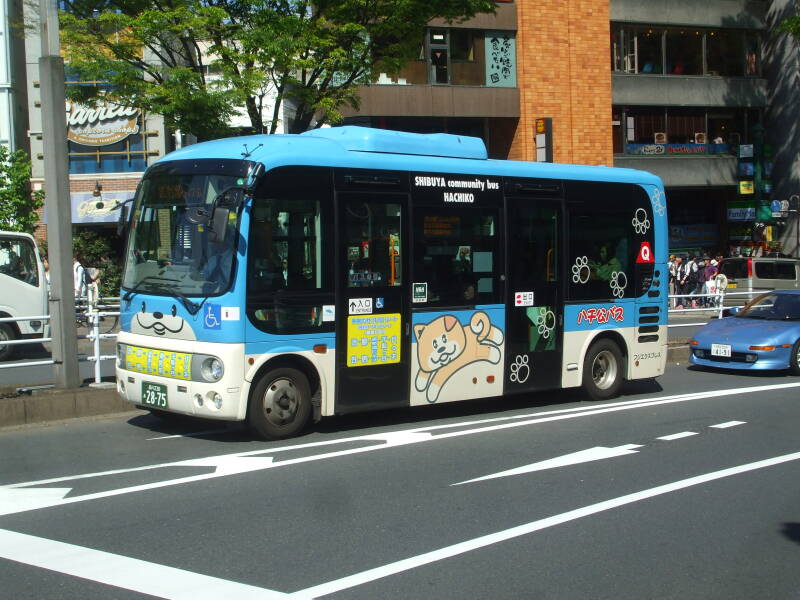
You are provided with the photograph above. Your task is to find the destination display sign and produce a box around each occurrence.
[411,172,503,205]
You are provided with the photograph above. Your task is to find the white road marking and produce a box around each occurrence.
[452,445,643,486]
[174,455,275,475]
[1,382,795,517]
[147,427,233,440]
[0,488,72,515]
[710,421,746,429]
[0,528,289,600]
[657,431,699,441]
[292,450,800,599]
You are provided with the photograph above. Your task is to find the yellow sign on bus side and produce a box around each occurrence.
[347,313,401,367]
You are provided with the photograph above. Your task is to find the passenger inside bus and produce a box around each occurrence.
[589,244,622,281]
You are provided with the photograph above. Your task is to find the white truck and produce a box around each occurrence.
[0,231,48,360]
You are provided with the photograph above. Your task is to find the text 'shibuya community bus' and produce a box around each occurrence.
[116,127,668,439]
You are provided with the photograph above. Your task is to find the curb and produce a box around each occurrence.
[0,386,143,429]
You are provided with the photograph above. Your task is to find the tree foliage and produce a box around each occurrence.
[72,229,122,297]
[0,146,44,234]
[777,13,800,41]
[60,0,494,140]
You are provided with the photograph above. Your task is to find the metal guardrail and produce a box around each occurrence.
[667,288,765,328]
[0,297,120,384]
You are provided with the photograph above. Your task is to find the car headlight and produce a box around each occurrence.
[200,356,224,382]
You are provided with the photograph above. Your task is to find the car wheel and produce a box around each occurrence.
[790,340,800,376]
[583,339,624,401]
[248,367,311,440]
[0,322,16,362]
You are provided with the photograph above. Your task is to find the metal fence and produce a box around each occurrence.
[0,296,120,385]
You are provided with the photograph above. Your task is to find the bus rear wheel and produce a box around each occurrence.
[0,323,17,361]
[583,339,623,401]
[248,367,311,440]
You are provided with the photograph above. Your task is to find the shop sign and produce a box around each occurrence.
[66,101,140,146]
[626,143,711,155]
[739,181,755,195]
[669,224,718,247]
[43,191,134,224]
[728,202,756,221]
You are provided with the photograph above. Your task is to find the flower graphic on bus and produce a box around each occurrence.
[413,311,503,403]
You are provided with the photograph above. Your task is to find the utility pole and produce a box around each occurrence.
[39,0,79,388]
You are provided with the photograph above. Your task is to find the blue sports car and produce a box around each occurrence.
[690,290,800,373]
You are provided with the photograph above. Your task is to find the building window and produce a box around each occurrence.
[617,106,757,155]
[612,23,761,78]
[392,28,515,87]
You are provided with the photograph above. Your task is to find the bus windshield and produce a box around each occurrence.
[122,164,245,298]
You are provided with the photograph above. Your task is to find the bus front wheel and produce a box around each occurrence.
[583,339,623,401]
[249,367,312,440]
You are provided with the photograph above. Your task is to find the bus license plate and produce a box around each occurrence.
[142,382,168,408]
[711,344,732,358]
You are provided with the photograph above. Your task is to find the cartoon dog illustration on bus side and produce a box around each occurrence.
[413,311,503,403]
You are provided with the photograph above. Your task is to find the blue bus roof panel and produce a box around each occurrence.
[155,127,663,187]
[299,126,488,159]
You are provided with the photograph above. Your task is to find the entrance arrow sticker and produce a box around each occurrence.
[349,298,373,315]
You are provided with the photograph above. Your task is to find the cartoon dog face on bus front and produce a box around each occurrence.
[413,311,503,403]
[130,301,197,340]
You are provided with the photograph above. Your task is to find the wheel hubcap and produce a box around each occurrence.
[263,378,298,427]
[592,350,617,390]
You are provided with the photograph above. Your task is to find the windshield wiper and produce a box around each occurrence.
[122,275,179,302]
[122,275,203,315]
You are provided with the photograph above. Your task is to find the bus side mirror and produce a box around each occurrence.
[721,306,741,317]
[210,207,229,243]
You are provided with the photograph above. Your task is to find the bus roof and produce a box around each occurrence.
[155,126,663,187]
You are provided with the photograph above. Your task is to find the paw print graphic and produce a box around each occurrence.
[651,189,666,217]
[610,271,627,298]
[535,308,556,339]
[510,354,530,384]
[632,208,651,235]
[571,256,590,284]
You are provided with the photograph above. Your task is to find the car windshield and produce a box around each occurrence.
[737,293,800,321]
[122,159,252,298]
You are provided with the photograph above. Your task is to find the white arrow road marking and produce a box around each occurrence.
[657,431,698,441]
[174,456,275,475]
[0,488,72,517]
[452,444,643,486]
[147,427,233,440]
[710,421,746,429]
[0,528,289,600]
[0,382,790,517]
[292,450,800,599]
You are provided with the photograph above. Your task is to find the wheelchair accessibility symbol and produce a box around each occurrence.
[204,304,222,330]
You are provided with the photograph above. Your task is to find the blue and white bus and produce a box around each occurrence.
[116,126,668,439]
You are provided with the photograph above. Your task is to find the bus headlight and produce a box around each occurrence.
[200,357,224,382]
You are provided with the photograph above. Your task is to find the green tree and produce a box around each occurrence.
[72,229,122,297]
[60,0,494,139]
[0,146,44,234]
[778,12,800,40]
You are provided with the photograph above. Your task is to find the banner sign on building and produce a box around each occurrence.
[42,191,135,224]
[66,102,141,146]
[485,31,516,88]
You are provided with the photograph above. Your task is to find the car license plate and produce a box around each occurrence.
[727,281,737,288]
[711,344,732,357]
[142,382,168,409]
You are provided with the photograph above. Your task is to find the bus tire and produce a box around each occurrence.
[583,339,623,401]
[789,339,800,376]
[248,367,311,440]
[0,322,16,361]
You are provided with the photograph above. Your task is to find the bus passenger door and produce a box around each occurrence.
[505,197,563,393]
[334,188,409,413]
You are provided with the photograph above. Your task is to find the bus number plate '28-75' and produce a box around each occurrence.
[141,382,168,409]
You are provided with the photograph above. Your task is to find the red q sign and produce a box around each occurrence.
[636,242,654,264]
